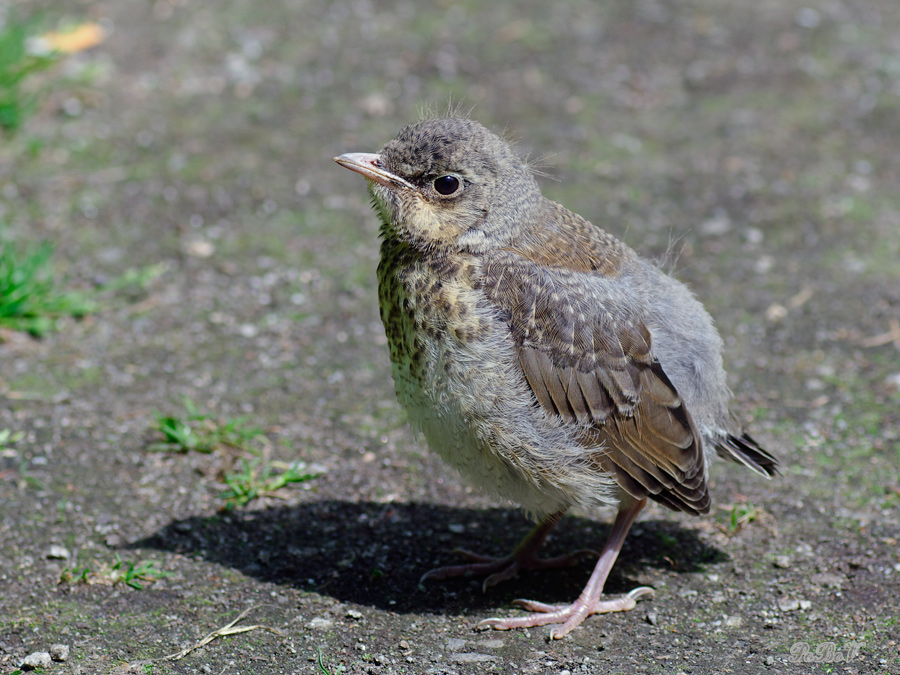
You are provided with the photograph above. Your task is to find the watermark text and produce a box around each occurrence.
[789,641,864,663]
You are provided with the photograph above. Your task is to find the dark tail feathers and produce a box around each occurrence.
[716,432,779,478]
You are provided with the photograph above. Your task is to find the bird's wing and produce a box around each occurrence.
[482,249,710,514]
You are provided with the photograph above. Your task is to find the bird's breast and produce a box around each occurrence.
[373,241,622,516]
[378,246,489,363]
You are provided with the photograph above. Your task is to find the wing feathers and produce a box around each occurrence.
[517,345,709,514]
[541,354,576,420]
[518,347,556,414]
[575,370,613,420]
[563,368,591,423]
[484,248,724,516]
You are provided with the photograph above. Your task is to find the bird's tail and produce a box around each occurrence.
[715,432,779,478]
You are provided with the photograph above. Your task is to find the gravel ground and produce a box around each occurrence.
[1,0,899,674]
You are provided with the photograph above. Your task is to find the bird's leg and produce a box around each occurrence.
[478,496,653,639]
[420,509,599,591]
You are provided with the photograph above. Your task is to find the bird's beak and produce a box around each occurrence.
[333,153,415,190]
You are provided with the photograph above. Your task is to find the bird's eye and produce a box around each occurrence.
[433,175,460,196]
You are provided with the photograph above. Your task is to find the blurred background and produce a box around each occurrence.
[1,0,898,673]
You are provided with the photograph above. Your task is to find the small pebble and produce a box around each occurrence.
[346,609,363,620]
[766,655,775,665]
[645,611,658,625]
[778,598,801,612]
[885,372,900,391]
[810,572,844,588]
[700,211,731,235]
[22,652,52,670]
[308,617,333,630]
[50,643,70,661]
[184,238,215,258]
[46,545,70,560]
[450,653,497,663]
[773,555,792,569]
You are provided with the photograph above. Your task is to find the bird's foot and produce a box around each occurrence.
[477,586,654,639]
[420,547,599,591]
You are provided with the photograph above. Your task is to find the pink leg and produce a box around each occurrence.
[478,496,653,639]
[420,509,599,591]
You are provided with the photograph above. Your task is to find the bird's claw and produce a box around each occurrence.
[476,585,655,638]
[627,586,655,601]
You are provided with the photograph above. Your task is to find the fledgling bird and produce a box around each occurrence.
[334,116,777,639]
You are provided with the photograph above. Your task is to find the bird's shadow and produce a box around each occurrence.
[130,500,725,615]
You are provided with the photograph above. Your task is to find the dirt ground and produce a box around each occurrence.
[2,0,899,673]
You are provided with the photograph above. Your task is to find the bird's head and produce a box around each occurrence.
[334,117,543,253]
